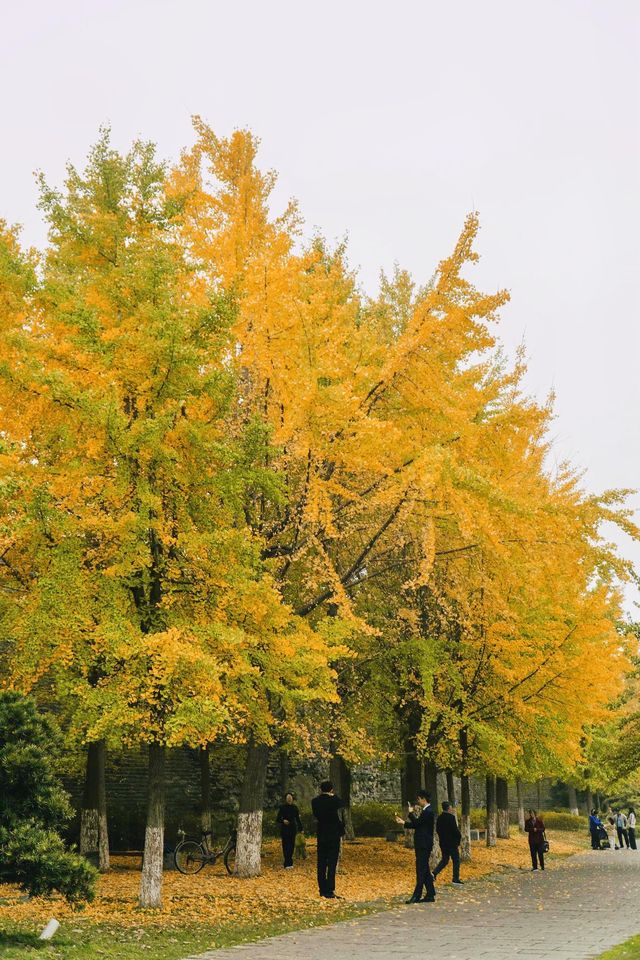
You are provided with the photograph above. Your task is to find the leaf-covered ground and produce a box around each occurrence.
[0,830,587,960]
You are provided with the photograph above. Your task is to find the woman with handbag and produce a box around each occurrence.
[524,809,547,871]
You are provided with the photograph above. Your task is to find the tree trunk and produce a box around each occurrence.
[139,742,166,909]
[330,754,355,841]
[585,787,594,813]
[199,744,212,835]
[568,784,579,817]
[446,769,456,806]
[96,739,109,872]
[536,779,542,810]
[402,740,421,848]
[279,749,290,798]
[496,777,510,839]
[516,778,526,831]
[424,759,439,809]
[460,773,471,861]
[80,743,100,862]
[424,759,440,867]
[401,740,421,806]
[595,791,602,812]
[81,740,109,871]
[486,775,497,847]
[235,741,269,877]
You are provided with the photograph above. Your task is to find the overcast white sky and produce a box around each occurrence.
[2,0,639,611]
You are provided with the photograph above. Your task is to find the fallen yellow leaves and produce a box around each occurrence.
[1,830,586,930]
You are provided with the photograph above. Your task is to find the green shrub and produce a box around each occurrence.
[351,802,398,836]
[0,692,97,903]
[470,808,486,830]
[540,811,588,831]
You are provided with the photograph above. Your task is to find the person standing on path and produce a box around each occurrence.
[432,800,463,885]
[525,809,546,870]
[616,810,630,849]
[628,808,637,850]
[276,792,303,869]
[395,790,437,904]
[589,809,604,850]
[311,780,344,898]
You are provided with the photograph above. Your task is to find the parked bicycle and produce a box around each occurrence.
[174,827,237,875]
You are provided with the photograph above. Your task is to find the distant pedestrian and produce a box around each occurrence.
[616,810,630,849]
[606,817,618,850]
[589,809,603,850]
[628,809,637,850]
[395,790,437,903]
[432,800,463,885]
[276,791,303,869]
[525,809,546,871]
[311,780,345,898]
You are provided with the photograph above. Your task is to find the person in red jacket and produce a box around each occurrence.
[524,809,546,871]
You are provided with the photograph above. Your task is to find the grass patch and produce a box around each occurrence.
[0,904,384,960]
[597,935,640,959]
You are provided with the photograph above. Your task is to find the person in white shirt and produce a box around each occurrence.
[628,808,637,850]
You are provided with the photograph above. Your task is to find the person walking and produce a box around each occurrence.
[524,809,546,871]
[432,800,463,885]
[628,808,637,850]
[616,810,630,849]
[589,809,603,850]
[395,790,436,904]
[311,780,344,898]
[276,791,303,869]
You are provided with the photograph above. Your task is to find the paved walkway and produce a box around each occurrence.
[186,850,640,960]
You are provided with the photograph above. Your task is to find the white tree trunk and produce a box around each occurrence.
[81,740,110,871]
[234,741,268,878]
[486,775,497,847]
[80,807,99,857]
[140,825,164,907]
[487,812,497,846]
[497,809,510,838]
[568,785,579,817]
[429,832,441,871]
[496,778,510,839]
[96,739,110,872]
[98,810,110,872]
[139,742,165,909]
[460,813,471,861]
[235,811,263,877]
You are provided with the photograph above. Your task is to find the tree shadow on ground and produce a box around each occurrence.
[0,931,49,950]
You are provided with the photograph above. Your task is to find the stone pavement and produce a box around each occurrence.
[186,849,640,960]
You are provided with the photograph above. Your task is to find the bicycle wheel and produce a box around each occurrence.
[224,844,236,875]
[174,840,206,875]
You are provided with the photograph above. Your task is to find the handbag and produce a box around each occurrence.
[542,831,550,854]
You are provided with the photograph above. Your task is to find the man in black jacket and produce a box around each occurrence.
[433,800,463,885]
[395,790,436,903]
[311,780,345,898]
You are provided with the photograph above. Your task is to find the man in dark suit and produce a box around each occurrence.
[311,779,345,898]
[433,800,463,885]
[395,790,436,903]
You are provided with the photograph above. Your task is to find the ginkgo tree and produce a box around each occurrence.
[0,132,340,905]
